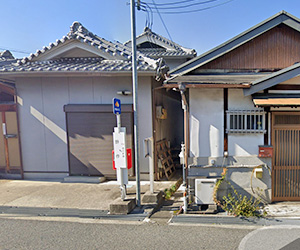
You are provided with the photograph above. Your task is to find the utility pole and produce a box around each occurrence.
[130,0,141,207]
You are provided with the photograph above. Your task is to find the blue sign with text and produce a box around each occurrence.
[113,98,121,114]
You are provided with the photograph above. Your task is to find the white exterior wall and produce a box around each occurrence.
[189,89,224,158]
[165,58,189,71]
[16,75,153,177]
[228,89,264,156]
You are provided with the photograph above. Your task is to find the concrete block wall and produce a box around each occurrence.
[188,157,272,204]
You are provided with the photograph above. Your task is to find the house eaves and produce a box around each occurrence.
[169,11,300,76]
[166,74,268,85]
[244,62,300,96]
[252,93,300,106]
[0,57,156,75]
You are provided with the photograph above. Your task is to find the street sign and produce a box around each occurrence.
[113,98,121,115]
[113,127,127,169]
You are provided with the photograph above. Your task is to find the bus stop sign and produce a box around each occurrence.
[113,98,121,115]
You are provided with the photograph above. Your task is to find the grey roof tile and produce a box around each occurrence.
[13,22,157,72]
[0,50,17,66]
[0,57,155,73]
[125,27,196,58]
[0,50,14,60]
[138,48,195,58]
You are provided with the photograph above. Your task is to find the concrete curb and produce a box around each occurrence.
[146,177,183,218]
[147,194,165,218]
[170,214,300,227]
[0,205,144,222]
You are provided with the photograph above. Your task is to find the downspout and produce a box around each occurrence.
[178,82,188,213]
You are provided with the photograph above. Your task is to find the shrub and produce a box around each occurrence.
[213,168,266,218]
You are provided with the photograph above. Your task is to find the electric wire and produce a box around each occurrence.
[139,2,153,29]
[150,0,173,42]
[0,47,30,55]
[140,0,234,14]
[142,0,220,10]
[144,0,215,6]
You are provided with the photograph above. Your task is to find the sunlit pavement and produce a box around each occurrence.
[239,226,300,250]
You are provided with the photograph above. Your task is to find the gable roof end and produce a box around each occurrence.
[125,27,196,58]
[0,50,14,60]
[244,62,300,96]
[168,11,300,76]
[9,22,158,72]
[17,22,133,64]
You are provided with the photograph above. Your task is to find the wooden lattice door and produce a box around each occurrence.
[272,112,300,201]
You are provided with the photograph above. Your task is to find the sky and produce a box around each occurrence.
[1,0,300,59]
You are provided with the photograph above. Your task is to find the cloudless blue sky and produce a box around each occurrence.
[1,0,300,58]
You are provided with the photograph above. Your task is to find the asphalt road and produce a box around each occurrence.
[239,226,300,250]
[0,218,252,250]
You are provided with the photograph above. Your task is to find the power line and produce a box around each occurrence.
[0,47,30,55]
[149,0,173,41]
[143,0,219,9]
[144,0,211,6]
[141,0,234,14]
[140,2,153,29]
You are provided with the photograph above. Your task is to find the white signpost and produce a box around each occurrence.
[144,137,154,194]
[112,98,128,200]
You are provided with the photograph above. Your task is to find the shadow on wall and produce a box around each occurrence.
[190,115,222,158]
[217,167,272,204]
[69,153,105,176]
[30,106,67,144]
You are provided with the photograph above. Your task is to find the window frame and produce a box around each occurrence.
[226,110,266,134]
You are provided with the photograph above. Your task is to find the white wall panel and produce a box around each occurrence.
[137,76,153,173]
[228,89,264,156]
[16,78,47,172]
[69,77,93,104]
[228,134,263,156]
[42,77,69,172]
[190,89,223,157]
[93,76,133,104]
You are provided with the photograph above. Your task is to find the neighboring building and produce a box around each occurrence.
[0,23,195,180]
[125,27,196,70]
[0,51,22,178]
[165,11,300,202]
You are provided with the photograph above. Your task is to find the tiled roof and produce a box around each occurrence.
[138,48,195,58]
[0,50,14,60]
[14,22,157,71]
[0,57,155,73]
[125,27,196,58]
[0,50,16,67]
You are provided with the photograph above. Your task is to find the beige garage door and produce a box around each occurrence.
[65,104,133,178]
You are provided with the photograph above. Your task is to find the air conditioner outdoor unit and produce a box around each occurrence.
[195,178,217,205]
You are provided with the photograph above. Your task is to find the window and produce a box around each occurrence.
[226,110,266,133]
